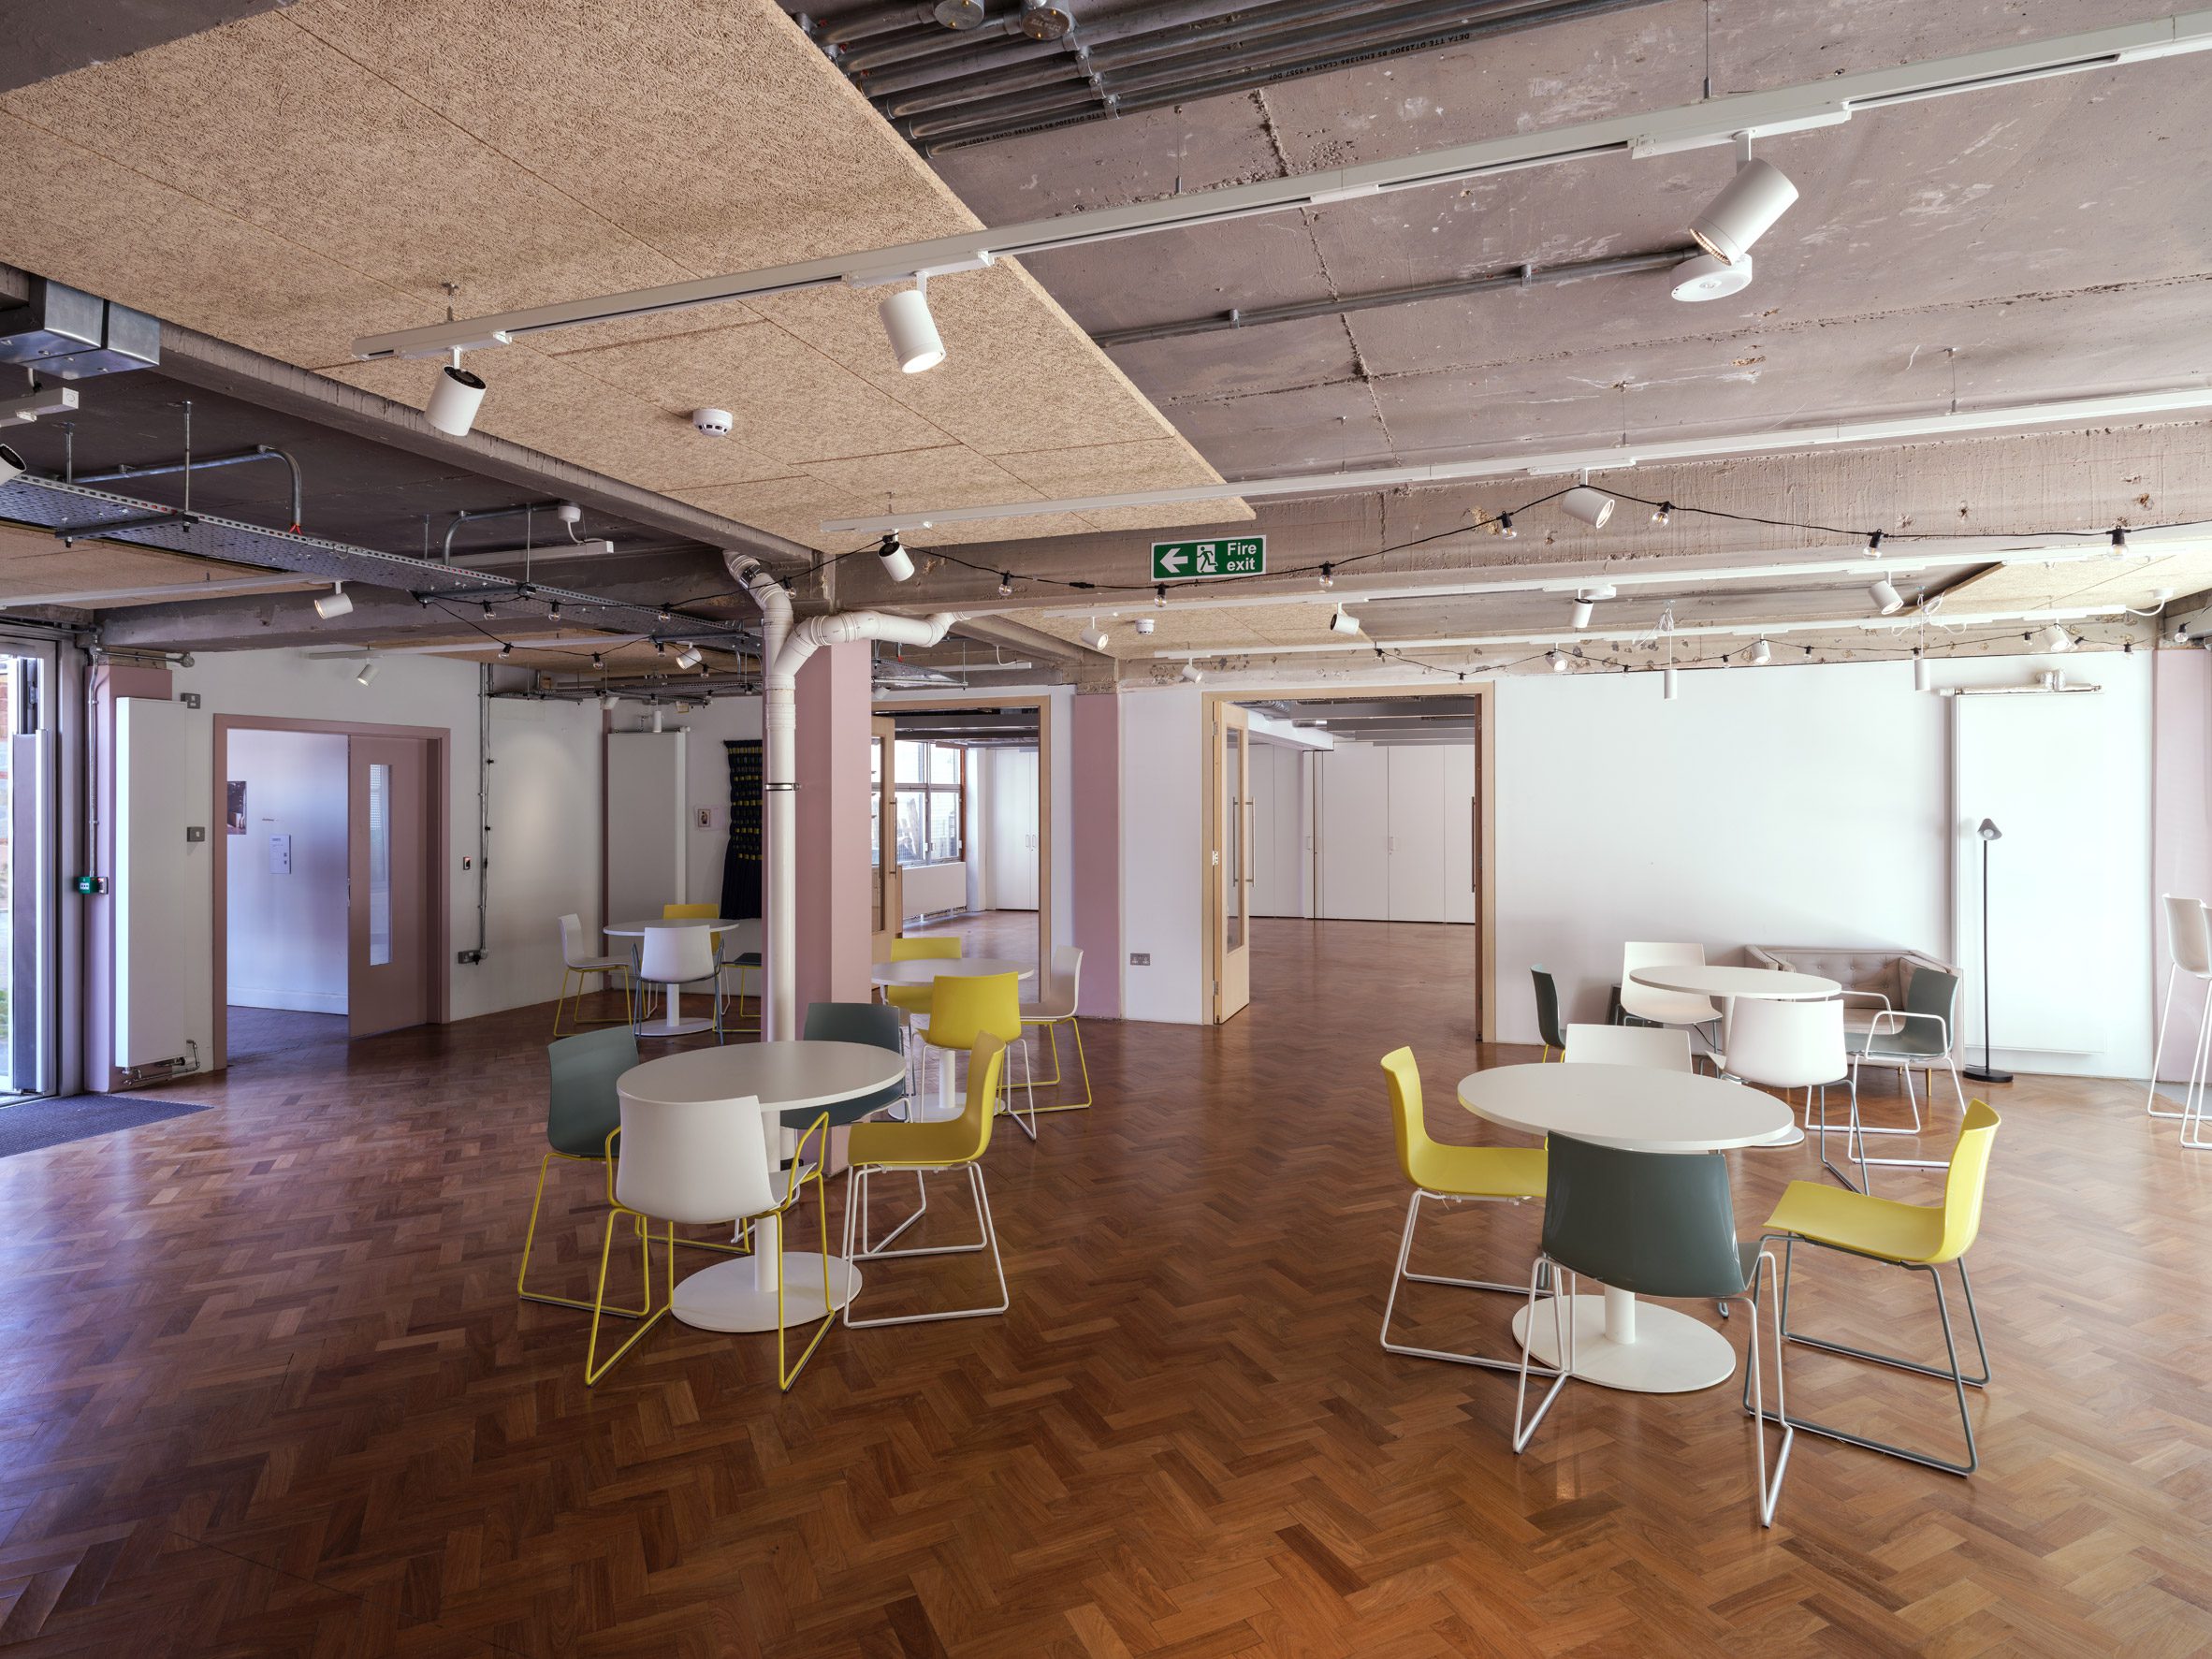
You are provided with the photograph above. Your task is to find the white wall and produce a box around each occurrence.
[161,651,603,1066]
[1249,741,1308,917]
[225,728,347,1012]
[656,695,761,910]
[1119,685,1205,1023]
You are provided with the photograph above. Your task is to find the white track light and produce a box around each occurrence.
[314,583,352,620]
[1750,637,1772,666]
[1548,648,1568,674]
[1663,663,1680,700]
[1570,582,1614,629]
[1561,485,1616,529]
[425,355,488,436]
[877,531,915,583]
[1914,648,1930,691]
[601,691,619,710]
[1180,661,1203,683]
[1688,157,1798,266]
[1570,597,1594,629]
[1869,577,1904,616]
[675,643,704,669]
[2035,624,2074,653]
[356,660,378,686]
[1080,618,1110,650]
[880,282,946,374]
[0,443,22,487]
[1670,252,1754,300]
[1329,604,1361,637]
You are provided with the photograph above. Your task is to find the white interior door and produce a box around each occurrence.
[1441,744,1477,924]
[605,731,687,924]
[1386,746,1447,922]
[1317,742,1390,920]
[988,747,1039,910]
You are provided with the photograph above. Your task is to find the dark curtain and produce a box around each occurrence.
[720,739,763,922]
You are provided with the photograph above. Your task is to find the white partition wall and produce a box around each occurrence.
[114,696,198,1070]
[605,731,687,925]
[1248,741,1311,917]
[1317,741,1391,919]
[1313,740,1475,924]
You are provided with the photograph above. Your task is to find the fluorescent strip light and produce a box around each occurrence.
[826,386,2212,534]
[352,15,2212,364]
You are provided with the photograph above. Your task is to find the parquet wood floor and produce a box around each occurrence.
[3,919,2209,1655]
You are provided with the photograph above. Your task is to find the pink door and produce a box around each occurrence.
[348,735,431,1038]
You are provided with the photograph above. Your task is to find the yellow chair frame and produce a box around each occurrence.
[551,961,634,1038]
[1750,1101,1999,1476]
[1020,1012,1092,1112]
[517,1147,750,1317]
[584,1113,836,1392]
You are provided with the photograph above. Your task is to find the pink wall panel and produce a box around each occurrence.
[2152,648,2212,1082]
[1071,692,1121,1019]
[794,642,873,1019]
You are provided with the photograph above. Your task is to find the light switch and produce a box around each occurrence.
[696,807,713,828]
[268,833,291,874]
[184,826,205,843]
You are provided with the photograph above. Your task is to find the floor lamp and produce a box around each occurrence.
[1963,817,2013,1084]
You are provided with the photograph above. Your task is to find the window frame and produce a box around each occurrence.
[893,740,966,865]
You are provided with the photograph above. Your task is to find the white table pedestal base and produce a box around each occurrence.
[1510,1288,1737,1393]
[672,1255,861,1332]
[635,983,715,1040]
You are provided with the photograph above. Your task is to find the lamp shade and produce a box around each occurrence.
[1977,818,2002,841]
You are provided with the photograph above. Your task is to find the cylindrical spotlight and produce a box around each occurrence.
[1548,649,1567,674]
[1180,662,1203,683]
[1561,486,1616,529]
[878,531,915,583]
[1080,618,1110,650]
[1913,648,1930,691]
[425,361,488,436]
[1750,636,1772,666]
[2035,624,2074,653]
[0,444,23,487]
[1688,158,1798,266]
[675,643,704,669]
[356,660,379,687]
[1328,604,1361,637]
[1869,577,1904,616]
[314,583,352,620]
[880,285,946,374]
[1570,598,1594,630]
[1663,663,1680,700]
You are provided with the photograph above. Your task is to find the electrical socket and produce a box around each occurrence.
[457,948,485,965]
[1129,952,1151,966]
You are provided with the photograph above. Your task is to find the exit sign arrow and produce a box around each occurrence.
[1157,548,1189,575]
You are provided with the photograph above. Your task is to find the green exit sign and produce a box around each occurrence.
[1153,536,1264,581]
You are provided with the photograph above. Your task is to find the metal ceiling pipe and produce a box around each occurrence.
[841,14,1029,72]
[816,3,949,45]
[859,33,1073,95]
[72,444,303,532]
[918,0,1658,146]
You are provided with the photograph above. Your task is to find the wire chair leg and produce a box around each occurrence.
[2149,965,2187,1117]
[1380,1191,1555,1375]
[1511,1261,1573,1453]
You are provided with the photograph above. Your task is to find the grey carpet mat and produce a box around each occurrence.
[0,1094,208,1157]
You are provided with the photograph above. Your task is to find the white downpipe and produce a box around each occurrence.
[729,552,955,1041]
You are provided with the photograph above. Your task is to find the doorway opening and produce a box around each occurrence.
[873,703,1047,978]
[0,648,57,1098]
[211,716,449,1071]
[1209,692,1492,1036]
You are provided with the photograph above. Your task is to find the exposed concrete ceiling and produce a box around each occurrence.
[0,0,1242,552]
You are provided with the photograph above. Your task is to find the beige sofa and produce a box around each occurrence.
[1745,945,1963,1059]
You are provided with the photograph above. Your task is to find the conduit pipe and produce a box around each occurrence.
[731,551,957,1041]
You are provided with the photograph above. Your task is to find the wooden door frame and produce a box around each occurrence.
[211,715,451,1072]
[1209,702,1253,1023]
[1202,683,1496,1039]
[869,714,899,958]
[872,694,1052,971]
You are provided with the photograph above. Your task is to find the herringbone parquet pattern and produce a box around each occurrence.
[2,920,2208,1655]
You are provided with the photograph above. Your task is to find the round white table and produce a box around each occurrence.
[1628,964,1840,1070]
[870,958,1035,1122]
[606,917,743,1038]
[619,1040,906,1332]
[1456,1062,1797,1394]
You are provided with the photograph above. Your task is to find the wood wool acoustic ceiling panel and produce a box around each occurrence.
[0,0,1244,553]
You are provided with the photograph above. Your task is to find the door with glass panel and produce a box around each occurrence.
[1212,704,1253,1023]
[0,652,53,1095]
[871,715,898,958]
[348,735,431,1038]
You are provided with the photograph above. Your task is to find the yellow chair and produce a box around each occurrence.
[885,934,961,1021]
[1752,1100,2000,1476]
[842,1033,1010,1326]
[553,913,633,1036]
[1379,1048,1552,1374]
[924,971,1035,1140]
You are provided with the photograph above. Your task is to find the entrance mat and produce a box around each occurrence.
[0,1094,209,1158]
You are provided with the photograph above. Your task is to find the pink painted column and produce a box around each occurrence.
[1071,691,1122,1018]
[793,641,874,1021]
[2153,648,2212,1081]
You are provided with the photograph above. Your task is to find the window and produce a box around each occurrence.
[894,740,965,863]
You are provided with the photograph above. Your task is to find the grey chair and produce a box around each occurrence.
[1843,963,1965,1178]
[803,1000,925,1250]
[1510,1133,1793,1527]
[1531,966,1567,1061]
[519,1026,749,1315]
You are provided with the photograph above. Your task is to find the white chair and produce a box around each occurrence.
[1563,1023,1692,1070]
[553,913,633,1036]
[1018,946,1090,1112]
[1619,942,1722,1054]
[634,926,724,1043]
[2149,895,2212,1126]
[1728,997,1856,1177]
[586,1088,834,1390]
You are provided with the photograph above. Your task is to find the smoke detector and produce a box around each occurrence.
[1134,616,1157,635]
[691,407,734,438]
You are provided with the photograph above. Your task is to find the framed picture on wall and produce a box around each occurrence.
[226,780,247,835]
